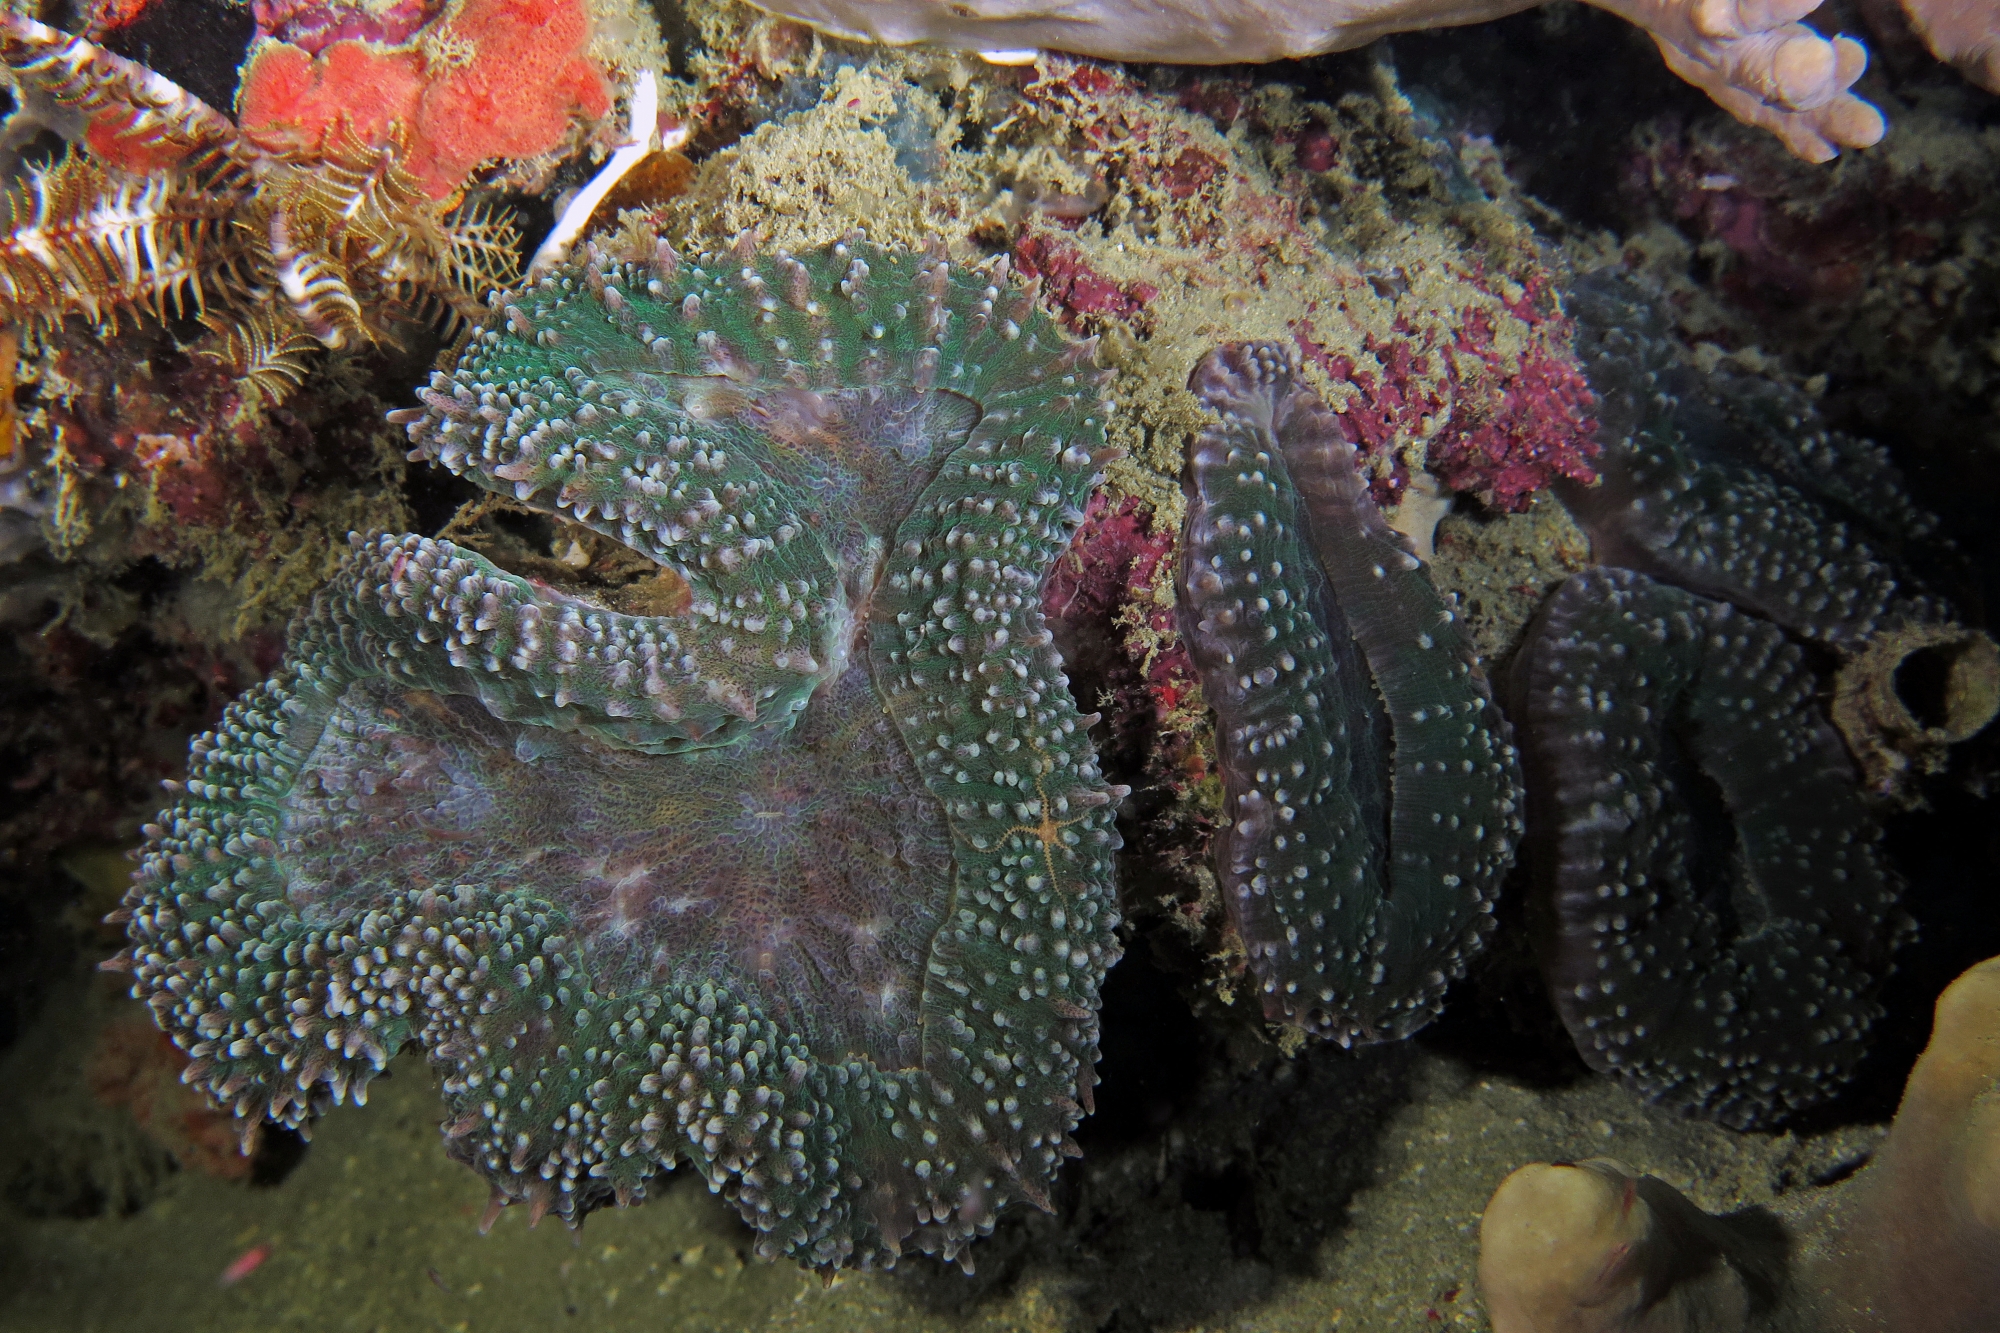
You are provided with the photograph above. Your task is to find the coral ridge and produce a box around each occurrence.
[1516,566,1906,1128]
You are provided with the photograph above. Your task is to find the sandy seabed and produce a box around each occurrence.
[0,952,1883,1333]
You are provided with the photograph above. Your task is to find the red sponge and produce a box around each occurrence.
[237,0,609,199]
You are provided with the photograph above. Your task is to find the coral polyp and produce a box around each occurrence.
[1518,568,1907,1128]
[1177,343,1523,1045]
[112,237,1124,1270]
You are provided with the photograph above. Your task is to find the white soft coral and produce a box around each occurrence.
[743,0,1887,162]
[1598,0,1883,161]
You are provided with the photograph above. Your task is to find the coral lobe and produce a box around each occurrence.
[1178,343,1522,1045]
[117,238,1124,1270]
[1517,567,1906,1128]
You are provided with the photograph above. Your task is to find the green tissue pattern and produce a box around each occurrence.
[114,239,1124,1271]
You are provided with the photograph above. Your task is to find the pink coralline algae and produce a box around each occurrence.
[1042,493,1201,786]
[1292,274,1599,513]
[1003,62,1599,515]
[250,0,442,53]
[43,338,311,542]
[1012,234,1161,330]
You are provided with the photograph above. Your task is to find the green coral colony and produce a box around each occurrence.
[113,237,1125,1269]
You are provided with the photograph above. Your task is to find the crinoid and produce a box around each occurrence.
[0,14,521,404]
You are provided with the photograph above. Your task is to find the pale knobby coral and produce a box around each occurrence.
[1896,0,2000,91]
[1479,954,2000,1332]
[737,0,1885,162]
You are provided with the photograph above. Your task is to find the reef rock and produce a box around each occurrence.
[111,237,1125,1271]
[1176,342,1522,1045]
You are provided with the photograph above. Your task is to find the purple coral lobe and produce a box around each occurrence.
[1516,567,1907,1128]
[1178,343,1521,1045]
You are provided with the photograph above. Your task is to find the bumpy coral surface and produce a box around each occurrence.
[738,0,1884,161]
[1516,567,1906,1128]
[1805,955,2000,1333]
[1176,343,1522,1044]
[112,238,1125,1270]
[1897,0,2000,91]
[1561,275,1941,651]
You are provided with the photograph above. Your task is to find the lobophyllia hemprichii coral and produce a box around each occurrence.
[54,7,1999,1281]
[1507,277,2000,1129]
[111,235,1127,1270]
[1561,275,2000,801]
[1516,566,1908,1129]
[1177,342,1523,1046]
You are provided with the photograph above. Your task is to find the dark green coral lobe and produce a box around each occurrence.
[1561,277,1943,650]
[1518,567,1906,1128]
[115,238,1124,1270]
[1176,344,1521,1045]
